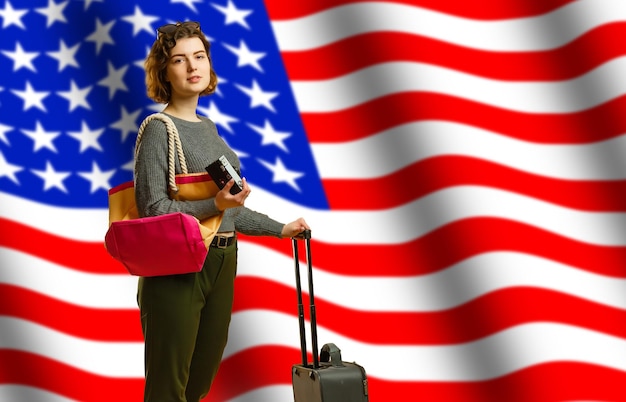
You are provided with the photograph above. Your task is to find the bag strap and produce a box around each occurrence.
[135,113,187,194]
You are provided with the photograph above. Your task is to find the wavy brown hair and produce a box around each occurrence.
[145,22,218,104]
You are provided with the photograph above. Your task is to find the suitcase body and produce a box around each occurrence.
[292,343,368,402]
[291,231,369,402]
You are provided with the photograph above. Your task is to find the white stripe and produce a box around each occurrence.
[271,0,626,52]
[4,244,625,313]
[0,247,137,309]
[226,313,626,381]
[238,245,626,312]
[311,121,626,180]
[0,191,109,242]
[5,185,626,246]
[4,314,624,382]
[228,386,294,402]
[309,185,626,245]
[0,386,77,402]
[279,185,625,246]
[0,317,143,378]
[289,58,626,113]
[3,384,296,402]
[3,383,294,402]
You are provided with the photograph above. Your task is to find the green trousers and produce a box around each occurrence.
[137,241,238,402]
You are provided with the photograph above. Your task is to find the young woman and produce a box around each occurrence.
[135,21,310,401]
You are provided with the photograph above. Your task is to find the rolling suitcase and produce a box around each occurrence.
[291,230,369,402]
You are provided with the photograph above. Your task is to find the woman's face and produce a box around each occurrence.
[165,36,212,101]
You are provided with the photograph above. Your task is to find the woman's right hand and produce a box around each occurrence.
[214,178,251,211]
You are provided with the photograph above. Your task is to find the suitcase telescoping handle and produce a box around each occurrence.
[292,229,320,369]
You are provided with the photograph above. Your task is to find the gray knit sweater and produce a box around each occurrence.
[134,113,285,237]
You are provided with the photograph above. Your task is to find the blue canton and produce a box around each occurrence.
[0,0,329,209]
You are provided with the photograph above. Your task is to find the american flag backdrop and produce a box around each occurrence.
[2,0,626,401]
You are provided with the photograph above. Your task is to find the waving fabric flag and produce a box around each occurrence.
[2,0,626,401]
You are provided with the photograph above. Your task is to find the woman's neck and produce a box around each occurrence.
[163,97,201,122]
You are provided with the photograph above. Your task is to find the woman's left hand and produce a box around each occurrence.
[281,217,310,238]
[215,178,251,211]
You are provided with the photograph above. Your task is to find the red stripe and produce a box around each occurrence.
[323,156,626,211]
[0,284,142,342]
[0,350,143,402]
[5,275,624,345]
[3,349,624,402]
[281,24,626,81]
[5,218,625,279]
[301,92,626,144]
[205,346,298,402]
[370,362,626,402]
[264,0,575,20]
[242,219,626,278]
[210,346,626,402]
[0,217,126,274]
[234,278,626,344]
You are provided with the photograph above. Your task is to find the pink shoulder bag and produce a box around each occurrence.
[104,113,223,276]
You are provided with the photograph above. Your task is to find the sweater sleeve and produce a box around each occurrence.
[230,206,285,238]
[134,120,221,220]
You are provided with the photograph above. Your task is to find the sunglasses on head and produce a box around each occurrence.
[157,21,200,36]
